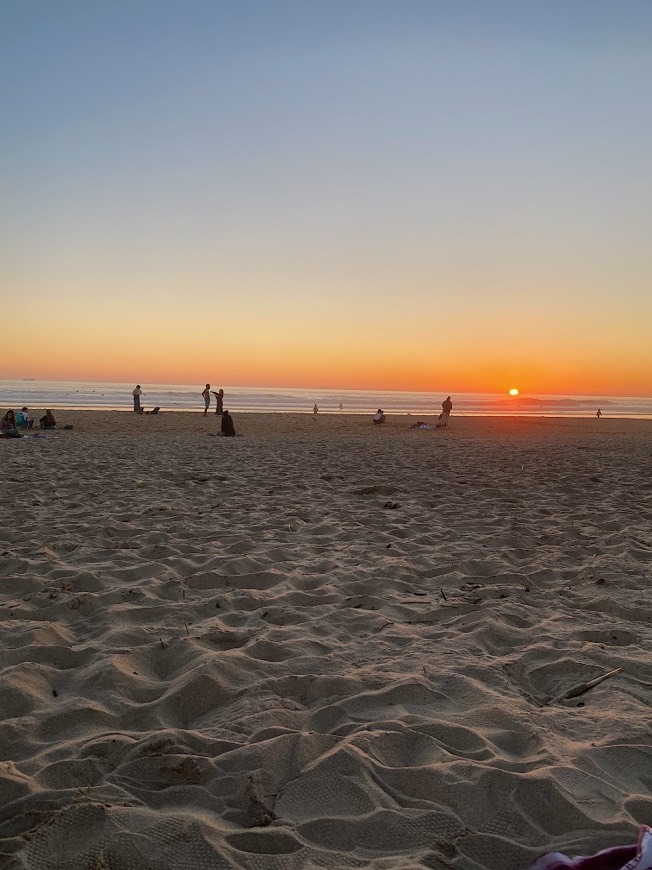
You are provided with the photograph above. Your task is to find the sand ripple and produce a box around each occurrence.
[1,415,651,868]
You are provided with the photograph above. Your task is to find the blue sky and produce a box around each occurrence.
[2,1,651,392]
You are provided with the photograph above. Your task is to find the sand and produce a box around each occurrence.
[1,411,651,870]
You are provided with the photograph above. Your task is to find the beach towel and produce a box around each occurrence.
[529,826,652,870]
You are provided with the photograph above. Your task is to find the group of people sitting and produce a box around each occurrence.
[1,408,56,438]
[372,397,453,428]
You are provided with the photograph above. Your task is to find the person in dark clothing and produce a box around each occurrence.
[212,388,224,415]
[220,410,235,437]
[441,396,453,428]
[40,410,57,429]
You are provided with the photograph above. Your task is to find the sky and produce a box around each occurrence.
[2,0,651,395]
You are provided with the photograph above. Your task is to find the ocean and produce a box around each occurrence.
[1,380,651,418]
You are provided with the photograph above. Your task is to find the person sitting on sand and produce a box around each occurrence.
[40,409,57,429]
[220,410,235,437]
[2,410,22,438]
[16,407,34,429]
[373,409,385,425]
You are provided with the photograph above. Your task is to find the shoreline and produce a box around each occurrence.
[6,406,652,420]
[3,408,651,438]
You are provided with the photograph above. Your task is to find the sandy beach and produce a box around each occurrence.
[1,412,651,869]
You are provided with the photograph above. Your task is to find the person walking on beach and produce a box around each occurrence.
[441,396,453,428]
[202,384,211,416]
[313,404,319,415]
[133,385,142,413]
[212,388,224,415]
[596,408,602,418]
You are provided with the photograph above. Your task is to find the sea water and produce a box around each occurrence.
[1,380,651,418]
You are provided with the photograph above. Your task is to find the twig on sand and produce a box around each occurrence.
[560,667,623,701]
[440,588,447,601]
[375,621,394,633]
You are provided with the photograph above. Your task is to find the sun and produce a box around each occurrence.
[509,388,519,396]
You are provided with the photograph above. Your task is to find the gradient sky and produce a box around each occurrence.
[2,0,651,394]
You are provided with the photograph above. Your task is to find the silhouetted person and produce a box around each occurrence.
[202,384,211,415]
[313,404,318,415]
[221,410,235,437]
[373,409,385,425]
[596,409,602,418]
[133,385,142,413]
[212,388,224,415]
[441,396,453,428]
[40,410,56,429]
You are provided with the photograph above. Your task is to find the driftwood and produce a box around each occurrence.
[560,667,623,700]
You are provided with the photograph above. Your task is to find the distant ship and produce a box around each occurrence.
[22,378,36,381]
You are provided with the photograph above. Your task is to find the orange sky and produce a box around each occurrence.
[5,301,652,396]
[3,3,652,398]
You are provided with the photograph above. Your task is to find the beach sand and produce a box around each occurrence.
[1,412,651,869]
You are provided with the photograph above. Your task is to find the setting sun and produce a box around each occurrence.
[509,388,520,396]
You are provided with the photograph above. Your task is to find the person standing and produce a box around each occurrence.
[441,396,453,428]
[212,388,224,415]
[202,384,211,416]
[313,404,319,415]
[133,385,142,413]
[596,409,602,418]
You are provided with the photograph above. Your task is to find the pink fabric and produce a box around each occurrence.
[530,827,652,870]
